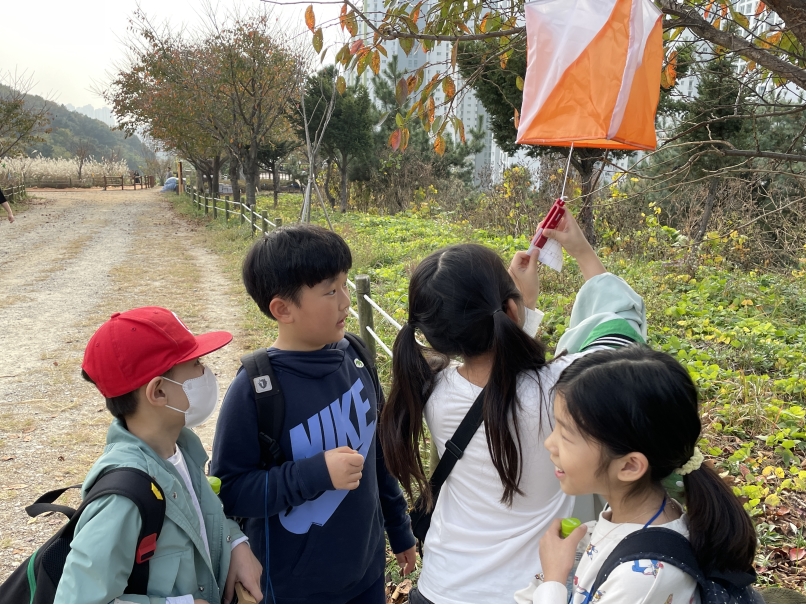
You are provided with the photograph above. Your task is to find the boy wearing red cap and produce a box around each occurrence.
[55,307,263,604]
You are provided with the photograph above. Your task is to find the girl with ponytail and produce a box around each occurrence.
[380,211,648,604]
[516,346,757,603]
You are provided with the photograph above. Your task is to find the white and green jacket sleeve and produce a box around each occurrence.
[555,272,646,355]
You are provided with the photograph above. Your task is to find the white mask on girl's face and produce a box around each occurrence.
[163,366,220,428]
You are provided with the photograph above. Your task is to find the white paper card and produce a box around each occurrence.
[538,238,564,272]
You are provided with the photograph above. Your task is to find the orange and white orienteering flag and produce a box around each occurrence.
[516,0,663,151]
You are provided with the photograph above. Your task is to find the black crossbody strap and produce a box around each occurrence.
[427,387,486,497]
[241,349,286,468]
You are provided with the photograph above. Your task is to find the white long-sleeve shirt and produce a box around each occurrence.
[417,356,582,604]
[515,511,699,604]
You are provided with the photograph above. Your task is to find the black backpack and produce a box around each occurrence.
[239,333,382,468]
[589,527,762,604]
[0,467,166,604]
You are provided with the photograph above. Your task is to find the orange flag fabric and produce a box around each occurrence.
[517,0,663,151]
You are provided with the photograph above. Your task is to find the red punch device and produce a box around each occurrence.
[527,198,565,255]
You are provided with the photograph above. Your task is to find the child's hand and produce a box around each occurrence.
[542,212,605,281]
[223,542,263,604]
[325,446,364,490]
[508,250,540,310]
[395,545,418,576]
[538,518,587,584]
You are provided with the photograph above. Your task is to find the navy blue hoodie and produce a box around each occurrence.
[211,338,415,603]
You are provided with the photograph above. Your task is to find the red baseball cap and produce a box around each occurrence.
[82,306,233,398]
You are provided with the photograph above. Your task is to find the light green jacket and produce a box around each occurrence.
[54,421,244,604]
[555,272,647,354]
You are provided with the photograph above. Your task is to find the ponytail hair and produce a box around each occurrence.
[555,346,756,575]
[380,244,547,507]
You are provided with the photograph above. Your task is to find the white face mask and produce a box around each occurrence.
[163,366,219,428]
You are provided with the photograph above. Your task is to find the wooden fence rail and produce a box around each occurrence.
[4,184,26,202]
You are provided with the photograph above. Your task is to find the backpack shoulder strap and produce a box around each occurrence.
[83,467,166,595]
[240,348,286,468]
[344,332,383,406]
[589,527,705,598]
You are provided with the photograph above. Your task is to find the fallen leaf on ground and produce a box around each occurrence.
[789,547,806,561]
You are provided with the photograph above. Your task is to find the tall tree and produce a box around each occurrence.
[106,6,306,207]
[0,70,51,158]
[295,67,374,212]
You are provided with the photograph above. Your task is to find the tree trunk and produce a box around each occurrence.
[324,160,336,208]
[211,155,221,198]
[229,158,241,206]
[243,153,259,208]
[339,156,349,213]
[694,178,720,246]
[272,161,280,208]
[571,150,600,246]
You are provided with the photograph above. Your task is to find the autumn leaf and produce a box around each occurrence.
[500,51,510,69]
[401,127,410,150]
[312,28,323,54]
[396,78,409,106]
[339,3,348,30]
[660,51,677,89]
[427,95,435,124]
[434,134,446,155]
[514,108,520,129]
[442,76,456,100]
[389,128,402,151]
[516,76,524,91]
[451,42,458,68]
[411,2,422,24]
[767,31,783,46]
[407,74,418,92]
[704,0,714,19]
[336,75,347,95]
[480,12,489,33]
[400,37,414,55]
[371,50,381,75]
[755,1,766,17]
[305,5,316,32]
[789,547,806,561]
[350,39,365,55]
[345,11,358,37]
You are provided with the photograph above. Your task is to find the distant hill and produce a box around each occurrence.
[1,85,148,171]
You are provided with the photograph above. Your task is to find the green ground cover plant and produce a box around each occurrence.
[173,191,806,591]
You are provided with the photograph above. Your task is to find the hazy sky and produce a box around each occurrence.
[2,0,342,109]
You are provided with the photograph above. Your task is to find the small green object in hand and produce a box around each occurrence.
[207,476,221,495]
[561,517,582,538]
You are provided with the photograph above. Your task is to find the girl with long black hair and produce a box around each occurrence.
[516,346,756,603]
[380,212,647,603]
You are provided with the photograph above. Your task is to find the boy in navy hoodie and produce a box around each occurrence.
[211,225,416,604]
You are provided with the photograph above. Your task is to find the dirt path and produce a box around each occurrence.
[0,189,250,582]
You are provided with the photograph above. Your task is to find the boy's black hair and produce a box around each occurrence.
[242,224,352,320]
[81,367,175,420]
[555,345,757,576]
[81,369,138,420]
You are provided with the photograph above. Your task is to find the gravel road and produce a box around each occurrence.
[0,189,249,582]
